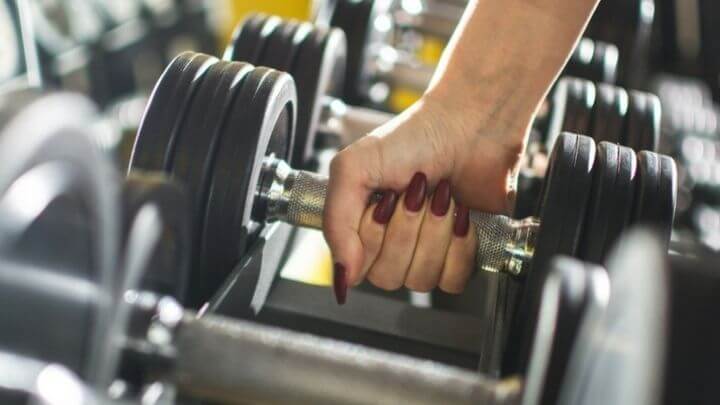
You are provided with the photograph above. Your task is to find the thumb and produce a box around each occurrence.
[323,139,381,304]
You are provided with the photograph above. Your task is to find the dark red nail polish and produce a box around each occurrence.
[431,179,451,216]
[373,190,398,224]
[454,205,470,237]
[333,263,348,305]
[404,172,427,212]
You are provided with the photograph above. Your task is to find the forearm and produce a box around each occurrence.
[426,0,600,140]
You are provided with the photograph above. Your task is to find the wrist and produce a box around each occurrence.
[421,83,533,149]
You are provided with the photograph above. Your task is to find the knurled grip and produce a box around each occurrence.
[274,169,535,276]
[284,170,328,230]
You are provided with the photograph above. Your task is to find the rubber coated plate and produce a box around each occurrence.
[0,91,118,389]
[201,68,296,303]
[624,91,661,152]
[523,258,609,405]
[122,173,191,304]
[168,60,253,305]
[224,14,271,63]
[229,17,326,165]
[506,132,596,375]
[558,231,667,405]
[590,84,628,144]
[591,41,618,84]
[289,26,347,165]
[579,142,637,264]
[546,78,596,151]
[330,0,386,104]
[260,19,302,72]
[130,52,216,173]
[565,39,618,84]
[632,151,677,248]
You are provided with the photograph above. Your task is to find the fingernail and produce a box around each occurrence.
[333,263,348,305]
[454,205,470,236]
[404,172,427,212]
[373,190,398,224]
[431,179,451,216]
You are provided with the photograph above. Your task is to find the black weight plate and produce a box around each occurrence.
[169,60,253,306]
[546,78,596,151]
[589,84,628,144]
[624,91,661,152]
[224,13,269,63]
[200,67,296,304]
[290,25,346,165]
[591,41,619,84]
[524,257,609,405]
[259,19,303,72]
[565,39,618,84]
[579,142,637,264]
[632,151,677,248]
[0,91,119,388]
[129,52,216,173]
[330,0,387,104]
[122,173,191,304]
[506,132,596,375]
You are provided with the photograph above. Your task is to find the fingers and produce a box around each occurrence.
[324,138,383,304]
[356,190,398,285]
[405,179,455,292]
[366,172,428,290]
[439,205,477,294]
[357,176,477,294]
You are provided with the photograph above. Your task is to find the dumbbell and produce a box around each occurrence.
[128,53,677,374]
[389,0,619,86]
[545,76,662,152]
[227,15,627,167]
[327,0,620,104]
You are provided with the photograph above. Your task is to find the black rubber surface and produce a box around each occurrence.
[578,142,637,264]
[590,84,628,144]
[200,67,296,303]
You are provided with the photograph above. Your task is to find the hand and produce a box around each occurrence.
[324,93,529,304]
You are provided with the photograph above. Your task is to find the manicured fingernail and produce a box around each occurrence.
[333,263,348,305]
[373,190,398,224]
[431,179,451,216]
[404,172,427,212]
[454,205,470,236]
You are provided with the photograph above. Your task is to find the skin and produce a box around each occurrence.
[324,0,602,299]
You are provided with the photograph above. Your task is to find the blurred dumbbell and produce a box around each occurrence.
[227,15,628,167]
[330,0,621,105]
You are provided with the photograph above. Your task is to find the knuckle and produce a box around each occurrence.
[405,277,435,293]
[367,271,403,291]
[438,282,464,295]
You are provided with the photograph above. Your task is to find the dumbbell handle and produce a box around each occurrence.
[261,158,537,276]
[171,311,522,404]
[319,97,394,145]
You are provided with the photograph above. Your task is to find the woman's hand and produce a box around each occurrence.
[324,93,528,304]
[324,0,601,304]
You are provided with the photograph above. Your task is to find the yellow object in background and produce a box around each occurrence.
[219,0,315,44]
[417,35,445,65]
[389,87,423,112]
[389,36,445,112]
[281,229,333,286]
